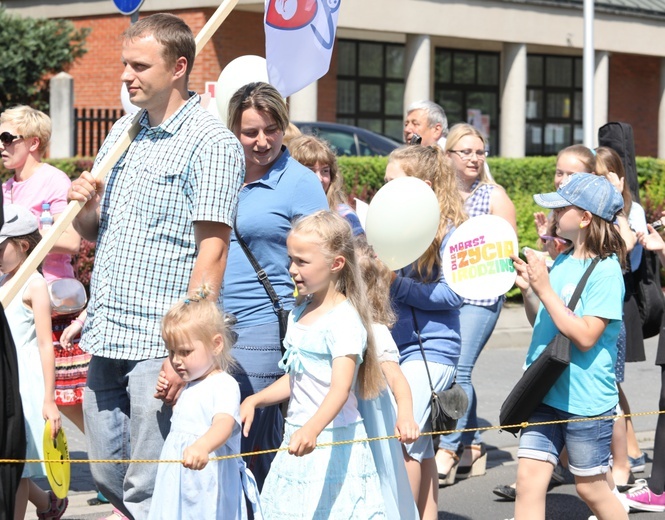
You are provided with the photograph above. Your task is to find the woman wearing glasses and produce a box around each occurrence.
[435,123,517,483]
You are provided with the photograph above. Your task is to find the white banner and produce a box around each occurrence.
[264,0,341,98]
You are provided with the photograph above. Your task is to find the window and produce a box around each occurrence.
[336,40,405,141]
[526,55,583,155]
[434,49,500,153]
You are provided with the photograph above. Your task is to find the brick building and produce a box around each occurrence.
[6,0,665,157]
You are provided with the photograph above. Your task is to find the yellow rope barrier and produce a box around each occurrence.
[2,408,663,465]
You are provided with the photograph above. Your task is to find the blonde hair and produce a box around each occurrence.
[557,144,596,173]
[354,237,396,327]
[0,105,51,156]
[445,123,492,185]
[282,122,302,147]
[162,284,234,373]
[290,211,385,399]
[595,146,632,216]
[388,145,466,282]
[288,134,348,207]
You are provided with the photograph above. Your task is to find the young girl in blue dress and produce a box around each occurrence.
[149,285,261,520]
[511,173,628,520]
[240,210,387,519]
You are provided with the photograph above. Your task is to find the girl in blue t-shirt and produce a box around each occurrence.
[511,173,628,520]
[240,210,387,518]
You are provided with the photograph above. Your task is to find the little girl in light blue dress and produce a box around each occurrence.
[148,286,261,520]
[240,211,387,519]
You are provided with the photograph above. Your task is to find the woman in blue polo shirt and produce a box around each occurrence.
[222,82,328,489]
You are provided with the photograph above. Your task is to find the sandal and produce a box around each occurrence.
[36,490,68,520]
[456,443,487,480]
[435,448,460,486]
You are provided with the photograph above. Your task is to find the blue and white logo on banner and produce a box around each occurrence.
[112,0,145,16]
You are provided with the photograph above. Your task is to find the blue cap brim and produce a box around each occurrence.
[533,192,571,209]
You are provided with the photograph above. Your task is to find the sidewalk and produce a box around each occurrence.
[486,302,532,350]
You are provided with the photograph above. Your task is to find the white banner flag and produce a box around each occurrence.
[264,0,341,98]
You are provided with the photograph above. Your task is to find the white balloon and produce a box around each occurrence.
[216,55,269,126]
[365,177,440,270]
[120,83,140,115]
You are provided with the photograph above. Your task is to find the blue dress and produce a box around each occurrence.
[260,300,386,519]
[357,324,418,520]
[148,371,262,519]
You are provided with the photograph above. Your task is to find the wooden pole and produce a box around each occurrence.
[0,0,240,308]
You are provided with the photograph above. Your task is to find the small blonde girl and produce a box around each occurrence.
[148,285,261,520]
[0,205,65,520]
[241,210,387,518]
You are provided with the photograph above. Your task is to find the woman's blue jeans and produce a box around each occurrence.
[439,300,502,451]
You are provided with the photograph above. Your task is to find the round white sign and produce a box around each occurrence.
[441,215,518,300]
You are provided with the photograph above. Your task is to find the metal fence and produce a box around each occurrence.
[74,107,123,157]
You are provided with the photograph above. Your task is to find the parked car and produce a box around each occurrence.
[293,121,401,156]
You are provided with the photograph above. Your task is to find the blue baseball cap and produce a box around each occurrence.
[533,172,623,222]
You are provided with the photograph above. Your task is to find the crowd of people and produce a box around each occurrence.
[1,10,665,520]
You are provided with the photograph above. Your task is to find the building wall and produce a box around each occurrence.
[608,53,660,157]
[69,9,265,108]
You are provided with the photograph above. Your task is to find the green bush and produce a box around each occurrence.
[16,155,665,298]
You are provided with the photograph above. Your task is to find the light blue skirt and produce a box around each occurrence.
[358,391,418,520]
[261,421,387,519]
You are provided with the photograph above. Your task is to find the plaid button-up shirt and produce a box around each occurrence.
[80,94,244,360]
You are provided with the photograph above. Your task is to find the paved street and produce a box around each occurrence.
[24,303,664,519]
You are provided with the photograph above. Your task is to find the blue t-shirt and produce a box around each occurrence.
[390,228,464,367]
[526,252,624,416]
[223,149,328,327]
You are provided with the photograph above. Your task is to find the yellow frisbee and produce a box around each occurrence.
[42,422,70,499]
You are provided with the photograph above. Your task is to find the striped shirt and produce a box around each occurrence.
[80,94,244,360]
[464,181,502,307]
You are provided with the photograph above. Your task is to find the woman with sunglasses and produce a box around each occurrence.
[0,106,84,518]
[222,82,328,490]
[435,123,517,483]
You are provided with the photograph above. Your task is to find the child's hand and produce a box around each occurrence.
[182,441,210,470]
[239,397,256,438]
[638,224,665,252]
[394,414,420,444]
[60,320,83,349]
[43,401,61,439]
[288,424,318,457]
[154,371,170,395]
[510,254,531,291]
[154,360,185,405]
[533,212,549,238]
[522,248,550,296]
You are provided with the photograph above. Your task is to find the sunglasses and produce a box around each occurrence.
[0,132,24,146]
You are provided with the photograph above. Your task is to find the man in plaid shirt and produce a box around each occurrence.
[67,14,244,519]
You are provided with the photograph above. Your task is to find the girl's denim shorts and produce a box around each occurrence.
[517,403,615,477]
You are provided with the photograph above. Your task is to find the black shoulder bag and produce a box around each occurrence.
[499,257,600,435]
[411,307,469,433]
[234,221,289,354]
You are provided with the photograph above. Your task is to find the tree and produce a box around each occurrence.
[0,8,89,111]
